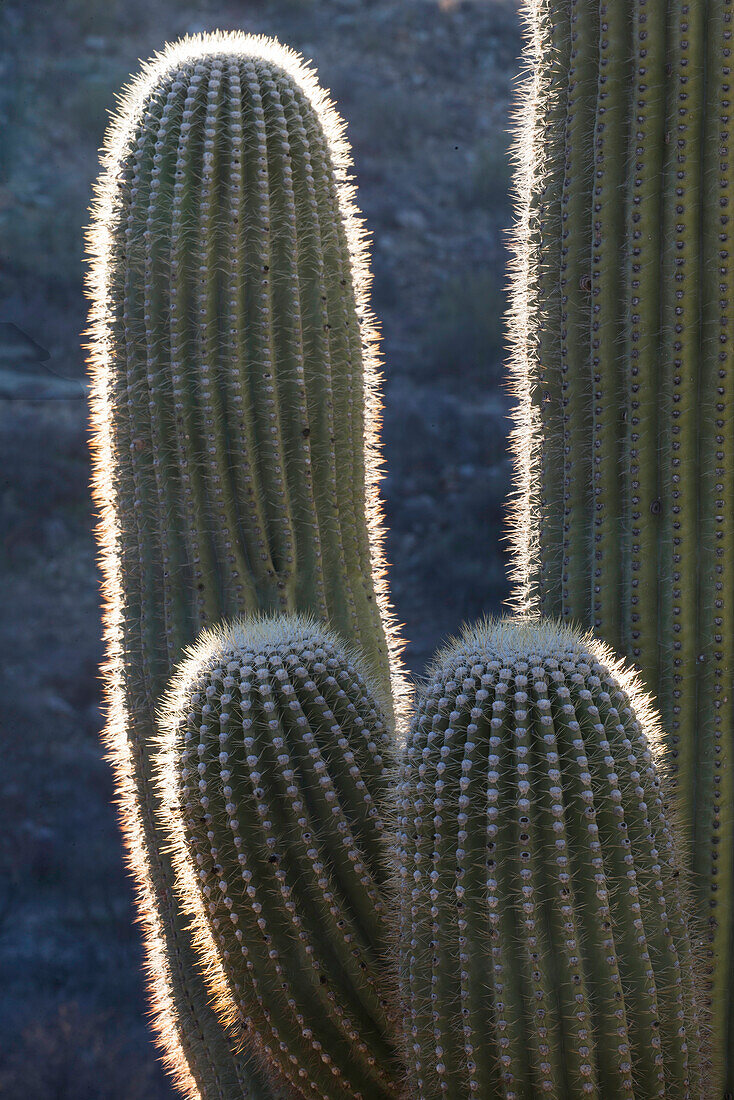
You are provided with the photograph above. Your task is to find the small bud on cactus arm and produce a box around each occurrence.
[85,31,406,1098]
[396,617,709,1099]
[155,614,405,1100]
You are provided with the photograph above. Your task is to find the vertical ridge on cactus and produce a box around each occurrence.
[86,31,406,1098]
[507,3,734,1087]
[156,614,404,1100]
[396,617,707,1099]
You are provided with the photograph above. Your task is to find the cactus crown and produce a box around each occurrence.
[397,617,706,1099]
[156,614,404,1100]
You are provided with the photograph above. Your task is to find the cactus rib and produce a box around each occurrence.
[397,618,707,1099]
[508,3,734,1088]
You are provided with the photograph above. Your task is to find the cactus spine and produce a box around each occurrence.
[397,618,706,1099]
[509,2,734,1086]
[157,615,403,1100]
[86,32,404,1098]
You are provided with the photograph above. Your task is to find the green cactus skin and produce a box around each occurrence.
[396,618,707,1100]
[508,3,734,1088]
[156,615,403,1100]
[86,32,405,1099]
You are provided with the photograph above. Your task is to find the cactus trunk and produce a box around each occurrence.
[397,618,707,1099]
[86,33,403,1099]
[508,2,734,1088]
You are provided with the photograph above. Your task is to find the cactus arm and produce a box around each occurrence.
[484,699,534,1100]
[225,689,393,1093]
[659,0,707,817]
[398,620,707,1097]
[87,34,404,1097]
[251,684,394,1038]
[470,679,535,1100]
[588,0,629,648]
[278,672,389,952]
[559,0,597,622]
[398,669,532,1099]
[158,617,402,1099]
[700,0,734,1079]
[180,711,320,1096]
[622,0,666,689]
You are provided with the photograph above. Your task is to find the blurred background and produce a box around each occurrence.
[0,0,520,1094]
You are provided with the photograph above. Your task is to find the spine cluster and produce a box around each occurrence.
[396,619,706,1100]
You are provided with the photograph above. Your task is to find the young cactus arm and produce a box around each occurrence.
[155,615,404,1100]
[86,31,405,1099]
[396,617,709,1100]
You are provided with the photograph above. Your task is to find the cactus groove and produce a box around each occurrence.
[86,32,404,1098]
[157,615,403,1100]
[397,618,707,1099]
[508,2,734,1088]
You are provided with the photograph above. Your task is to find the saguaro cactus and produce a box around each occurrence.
[507,1,733,1087]
[157,614,403,1100]
[86,32,404,1098]
[397,617,707,1099]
